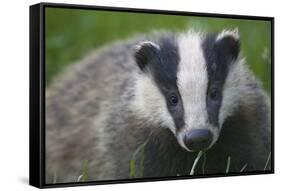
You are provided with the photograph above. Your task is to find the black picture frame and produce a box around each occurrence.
[29,2,275,189]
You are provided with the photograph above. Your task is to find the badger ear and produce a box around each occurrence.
[216,29,240,61]
[134,41,160,72]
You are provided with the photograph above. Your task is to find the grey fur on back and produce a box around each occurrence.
[46,32,271,183]
[46,36,147,183]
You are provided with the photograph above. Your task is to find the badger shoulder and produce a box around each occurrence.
[45,32,173,182]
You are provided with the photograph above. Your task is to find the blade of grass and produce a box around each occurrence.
[201,152,207,175]
[129,156,136,178]
[189,151,204,175]
[77,160,89,182]
[139,141,146,178]
[53,170,57,184]
[130,139,149,178]
[240,163,248,172]
[81,160,89,182]
[264,152,271,170]
[77,175,83,182]
[225,156,231,173]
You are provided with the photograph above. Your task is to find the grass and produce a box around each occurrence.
[52,170,57,184]
[45,8,272,93]
[128,144,271,178]
[189,151,204,175]
[240,163,248,172]
[225,156,231,173]
[70,144,271,182]
[201,152,207,174]
[264,152,271,170]
[77,160,89,182]
[130,139,149,178]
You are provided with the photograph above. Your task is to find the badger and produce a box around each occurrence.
[46,29,271,183]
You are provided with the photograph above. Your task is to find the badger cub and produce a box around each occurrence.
[46,29,271,183]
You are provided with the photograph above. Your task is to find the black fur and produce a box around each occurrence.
[140,92,270,177]
[202,33,240,126]
[96,94,270,179]
[134,37,185,131]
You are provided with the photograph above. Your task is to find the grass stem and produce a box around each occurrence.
[240,163,248,172]
[264,152,271,170]
[189,151,204,175]
[225,156,231,173]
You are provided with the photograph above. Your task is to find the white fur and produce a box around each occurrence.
[135,41,161,52]
[176,31,219,151]
[216,28,240,42]
[131,72,176,134]
[177,31,209,130]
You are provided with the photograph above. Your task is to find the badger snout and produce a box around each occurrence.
[184,129,213,152]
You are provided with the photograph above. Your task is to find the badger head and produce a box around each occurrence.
[133,29,240,152]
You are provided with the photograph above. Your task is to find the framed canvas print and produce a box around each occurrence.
[29,2,274,188]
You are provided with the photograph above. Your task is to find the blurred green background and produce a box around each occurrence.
[45,7,271,93]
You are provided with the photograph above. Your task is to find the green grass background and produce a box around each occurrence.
[45,7,271,93]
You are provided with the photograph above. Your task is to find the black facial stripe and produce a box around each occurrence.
[202,33,239,126]
[149,36,185,131]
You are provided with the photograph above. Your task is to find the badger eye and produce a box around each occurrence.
[209,88,219,100]
[169,94,178,106]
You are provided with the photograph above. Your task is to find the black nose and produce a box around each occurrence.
[184,129,213,151]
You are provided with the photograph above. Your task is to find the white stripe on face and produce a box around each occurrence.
[131,74,177,134]
[177,32,209,132]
